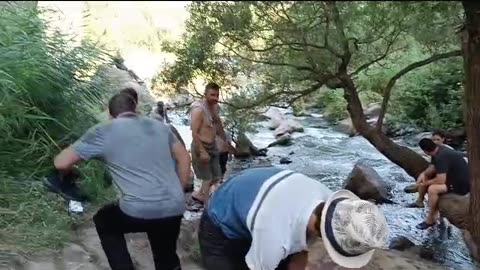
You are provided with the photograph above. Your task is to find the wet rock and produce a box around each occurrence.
[364,103,382,118]
[289,151,295,155]
[334,118,356,137]
[235,133,268,159]
[462,230,480,262]
[267,133,292,148]
[279,157,292,164]
[438,193,470,230]
[343,160,393,204]
[389,236,415,251]
[273,119,304,138]
[445,128,466,148]
[263,107,304,137]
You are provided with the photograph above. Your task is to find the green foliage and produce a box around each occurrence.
[161,1,463,132]
[315,89,348,122]
[0,5,114,252]
[389,59,464,130]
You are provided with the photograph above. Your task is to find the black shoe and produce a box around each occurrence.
[44,171,87,202]
[416,221,435,230]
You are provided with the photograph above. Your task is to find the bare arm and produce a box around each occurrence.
[212,106,226,141]
[171,140,191,190]
[191,108,207,154]
[54,124,106,171]
[287,251,309,270]
[54,147,82,171]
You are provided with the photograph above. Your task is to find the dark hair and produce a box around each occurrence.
[313,202,325,233]
[204,82,220,94]
[156,101,165,118]
[419,138,437,152]
[119,87,138,104]
[432,130,446,139]
[108,93,136,118]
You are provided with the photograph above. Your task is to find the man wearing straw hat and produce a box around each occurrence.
[198,167,389,270]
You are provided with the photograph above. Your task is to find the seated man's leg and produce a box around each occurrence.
[417,184,448,229]
[408,175,434,208]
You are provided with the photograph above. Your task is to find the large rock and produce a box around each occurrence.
[364,103,382,118]
[334,118,356,137]
[267,133,292,148]
[234,133,268,159]
[273,119,304,138]
[438,193,470,230]
[264,107,304,137]
[343,160,393,204]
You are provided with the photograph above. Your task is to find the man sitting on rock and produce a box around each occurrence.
[198,167,389,270]
[408,138,470,230]
[53,92,191,270]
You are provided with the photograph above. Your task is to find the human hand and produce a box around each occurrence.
[200,151,210,162]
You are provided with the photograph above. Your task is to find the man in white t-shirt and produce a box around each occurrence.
[198,167,389,270]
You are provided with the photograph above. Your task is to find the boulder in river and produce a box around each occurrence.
[389,236,415,251]
[263,107,304,137]
[334,117,356,137]
[267,133,292,148]
[234,133,268,159]
[273,119,304,138]
[364,103,382,118]
[438,193,470,230]
[279,157,292,164]
[343,160,393,204]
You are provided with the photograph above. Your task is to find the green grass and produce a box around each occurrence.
[0,5,115,253]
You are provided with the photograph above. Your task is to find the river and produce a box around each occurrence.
[168,108,478,270]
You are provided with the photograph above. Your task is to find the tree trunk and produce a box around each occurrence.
[339,75,429,179]
[462,1,480,259]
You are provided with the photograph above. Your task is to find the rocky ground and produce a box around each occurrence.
[1,215,448,270]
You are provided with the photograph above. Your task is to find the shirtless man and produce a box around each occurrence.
[190,83,227,204]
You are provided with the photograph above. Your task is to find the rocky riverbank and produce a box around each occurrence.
[2,192,449,270]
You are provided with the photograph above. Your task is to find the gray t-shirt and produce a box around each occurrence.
[72,114,185,219]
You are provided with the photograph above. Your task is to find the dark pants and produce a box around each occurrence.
[93,203,183,270]
[198,211,290,270]
[219,152,229,175]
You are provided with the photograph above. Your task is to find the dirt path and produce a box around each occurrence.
[2,215,448,270]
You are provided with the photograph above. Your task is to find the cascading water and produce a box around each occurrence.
[168,108,478,270]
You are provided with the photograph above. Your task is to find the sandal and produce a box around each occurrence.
[416,221,435,230]
[406,202,424,208]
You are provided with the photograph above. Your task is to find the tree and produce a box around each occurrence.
[462,1,480,258]
[161,1,463,178]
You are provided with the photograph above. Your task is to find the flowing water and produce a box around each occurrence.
[169,108,478,270]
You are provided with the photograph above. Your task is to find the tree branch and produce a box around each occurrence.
[219,42,315,72]
[350,27,404,76]
[376,50,462,129]
[328,2,351,73]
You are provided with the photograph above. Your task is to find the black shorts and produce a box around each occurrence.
[219,152,229,175]
[447,183,469,196]
[198,211,291,270]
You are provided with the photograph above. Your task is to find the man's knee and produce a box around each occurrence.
[427,184,448,195]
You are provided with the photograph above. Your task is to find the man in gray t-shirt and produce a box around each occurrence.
[53,93,191,270]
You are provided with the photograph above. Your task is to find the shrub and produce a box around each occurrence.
[0,5,114,252]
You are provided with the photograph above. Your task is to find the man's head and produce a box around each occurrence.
[204,82,220,106]
[432,130,446,146]
[419,138,439,156]
[120,87,138,105]
[108,93,136,118]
